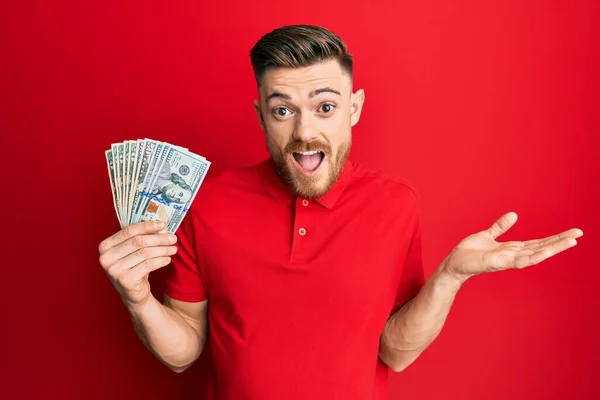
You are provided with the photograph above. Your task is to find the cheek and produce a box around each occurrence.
[320,106,351,132]
[322,116,350,146]
[265,120,293,147]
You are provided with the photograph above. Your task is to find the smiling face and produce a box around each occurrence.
[255,59,365,199]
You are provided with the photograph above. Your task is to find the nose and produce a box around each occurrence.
[293,112,318,142]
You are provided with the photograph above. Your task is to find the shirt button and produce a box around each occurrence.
[302,199,309,207]
[298,228,306,236]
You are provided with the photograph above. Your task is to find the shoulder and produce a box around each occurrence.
[348,160,420,205]
[202,162,263,193]
[187,162,264,213]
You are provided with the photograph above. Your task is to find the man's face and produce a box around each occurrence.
[162,183,192,204]
[255,59,365,199]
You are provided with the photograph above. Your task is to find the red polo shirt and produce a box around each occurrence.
[164,157,425,399]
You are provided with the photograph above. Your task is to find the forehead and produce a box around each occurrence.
[259,59,351,99]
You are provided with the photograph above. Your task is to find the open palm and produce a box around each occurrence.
[445,212,583,280]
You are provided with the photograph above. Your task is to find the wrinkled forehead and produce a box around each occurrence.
[259,60,352,101]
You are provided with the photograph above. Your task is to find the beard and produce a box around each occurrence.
[266,133,352,200]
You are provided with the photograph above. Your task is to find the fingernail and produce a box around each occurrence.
[168,234,177,243]
[156,221,165,228]
[170,246,178,254]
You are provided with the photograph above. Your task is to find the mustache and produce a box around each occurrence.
[285,140,331,155]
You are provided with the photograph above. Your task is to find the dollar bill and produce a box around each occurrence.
[123,141,131,223]
[104,150,121,226]
[137,145,210,233]
[125,140,138,223]
[127,139,145,225]
[129,139,158,225]
[132,141,168,223]
[106,139,210,234]
[112,143,125,226]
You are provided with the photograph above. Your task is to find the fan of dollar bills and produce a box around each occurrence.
[104,139,210,234]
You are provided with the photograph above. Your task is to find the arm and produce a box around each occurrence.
[379,211,582,372]
[128,295,208,373]
[379,260,464,372]
[99,221,209,373]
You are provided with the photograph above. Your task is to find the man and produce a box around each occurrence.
[98,25,583,399]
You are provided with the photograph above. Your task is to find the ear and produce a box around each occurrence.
[254,99,265,133]
[350,89,365,127]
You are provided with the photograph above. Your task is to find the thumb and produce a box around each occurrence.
[485,212,518,240]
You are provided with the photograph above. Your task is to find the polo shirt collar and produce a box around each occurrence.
[259,157,354,209]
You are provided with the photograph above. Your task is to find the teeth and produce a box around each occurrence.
[296,151,321,155]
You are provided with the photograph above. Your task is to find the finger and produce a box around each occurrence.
[485,212,518,240]
[514,251,550,269]
[500,241,526,248]
[524,229,582,251]
[540,237,578,255]
[113,257,172,292]
[525,229,579,250]
[98,221,166,255]
[522,234,560,249]
[108,245,178,275]
[129,256,173,282]
[498,241,526,252]
[524,235,563,251]
[514,238,578,268]
[514,248,536,257]
[100,233,177,267]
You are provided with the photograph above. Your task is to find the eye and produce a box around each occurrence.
[179,192,183,197]
[319,103,336,114]
[273,107,292,118]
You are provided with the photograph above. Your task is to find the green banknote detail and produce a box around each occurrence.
[104,150,121,226]
[137,146,211,233]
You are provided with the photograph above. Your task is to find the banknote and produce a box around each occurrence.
[123,141,131,224]
[104,150,121,226]
[127,139,145,226]
[125,140,139,224]
[105,139,210,234]
[135,145,210,233]
[129,139,157,225]
[111,143,124,226]
[132,141,167,222]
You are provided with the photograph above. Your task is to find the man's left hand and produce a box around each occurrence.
[443,212,583,282]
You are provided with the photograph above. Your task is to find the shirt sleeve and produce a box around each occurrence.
[163,208,208,303]
[390,201,426,315]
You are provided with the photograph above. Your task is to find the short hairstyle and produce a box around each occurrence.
[250,25,353,87]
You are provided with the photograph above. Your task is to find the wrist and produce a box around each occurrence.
[438,259,470,288]
[124,294,158,317]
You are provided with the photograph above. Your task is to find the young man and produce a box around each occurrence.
[98,25,583,399]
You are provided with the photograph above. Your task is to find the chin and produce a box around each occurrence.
[267,136,350,200]
[287,158,333,199]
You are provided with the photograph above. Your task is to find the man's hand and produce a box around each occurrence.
[380,211,583,371]
[98,220,179,306]
[443,212,583,282]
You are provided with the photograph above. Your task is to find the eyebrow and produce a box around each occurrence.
[265,87,341,103]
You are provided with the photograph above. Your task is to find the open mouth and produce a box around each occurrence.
[292,150,325,175]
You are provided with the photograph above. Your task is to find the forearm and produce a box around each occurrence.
[127,296,204,371]
[379,259,466,371]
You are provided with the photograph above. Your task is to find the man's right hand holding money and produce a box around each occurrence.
[98,220,208,372]
[98,220,178,305]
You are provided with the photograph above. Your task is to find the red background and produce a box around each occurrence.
[2,1,598,399]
